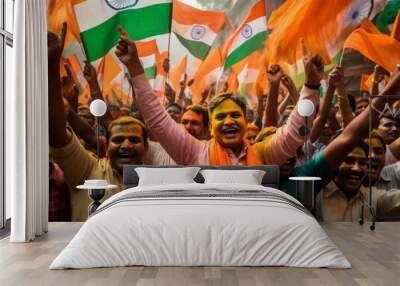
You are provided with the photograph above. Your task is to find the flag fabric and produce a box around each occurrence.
[73,0,172,61]
[153,51,172,95]
[48,0,82,46]
[267,0,354,65]
[390,10,400,39]
[66,54,86,90]
[96,51,124,103]
[170,55,188,91]
[172,0,226,60]
[344,19,400,72]
[136,39,159,81]
[360,74,373,91]
[226,71,239,94]
[374,0,400,33]
[222,0,267,70]
[191,47,223,102]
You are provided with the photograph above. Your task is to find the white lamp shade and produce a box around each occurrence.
[89,99,107,117]
[297,99,315,117]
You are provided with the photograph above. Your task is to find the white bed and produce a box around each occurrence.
[50,183,351,269]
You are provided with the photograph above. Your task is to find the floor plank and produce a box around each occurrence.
[0,222,399,286]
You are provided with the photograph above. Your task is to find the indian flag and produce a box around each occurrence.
[172,0,226,60]
[136,39,158,82]
[74,0,172,62]
[223,1,267,70]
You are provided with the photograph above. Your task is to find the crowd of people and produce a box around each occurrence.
[48,24,400,222]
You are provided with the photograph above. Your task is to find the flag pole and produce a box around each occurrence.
[338,47,346,67]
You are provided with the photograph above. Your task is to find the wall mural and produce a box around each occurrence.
[48,0,400,222]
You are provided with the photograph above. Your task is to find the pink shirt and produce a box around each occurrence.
[133,74,319,166]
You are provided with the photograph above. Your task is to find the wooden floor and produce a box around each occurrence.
[0,222,399,286]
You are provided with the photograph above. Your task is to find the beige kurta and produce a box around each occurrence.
[316,181,400,222]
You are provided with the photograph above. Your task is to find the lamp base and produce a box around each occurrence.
[88,188,106,216]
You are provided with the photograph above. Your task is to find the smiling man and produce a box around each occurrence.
[115,28,321,166]
[49,116,149,221]
[316,143,400,222]
[181,104,209,140]
[47,26,151,221]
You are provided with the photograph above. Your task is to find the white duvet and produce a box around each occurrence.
[50,183,351,269]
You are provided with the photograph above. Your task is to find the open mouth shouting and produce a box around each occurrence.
[116,150,137,163]
[220,125,241,139]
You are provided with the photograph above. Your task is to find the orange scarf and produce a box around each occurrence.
[208,138,262,166]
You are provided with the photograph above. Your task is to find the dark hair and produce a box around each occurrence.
[166,102,183,113]
[184,104,209,126]
[208,92,247,118]
[107,115,148,143]
[366,130,387,153]
[347,94,356,112]
[354,141,369,158]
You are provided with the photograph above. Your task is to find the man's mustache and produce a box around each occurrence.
[220,125,240,132]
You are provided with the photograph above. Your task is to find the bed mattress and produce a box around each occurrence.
[50,183,351,269]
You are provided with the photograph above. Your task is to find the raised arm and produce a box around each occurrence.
[48,23,71,148]
[114,27,206,165]
[324,66,400,169]
[48,24,97,188]
[83,60,114,129]
[264,64,282,127]
[309,67,339,142]
[259,54,323,165]
[371,65,386,96]
[335,68,354,127]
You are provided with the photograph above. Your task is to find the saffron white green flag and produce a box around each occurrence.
[223,1,267,70]
[74,0,172,61]
[136,39,158,82]
[172,0,226,60]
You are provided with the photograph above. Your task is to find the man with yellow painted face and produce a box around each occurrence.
[115,28,321,166]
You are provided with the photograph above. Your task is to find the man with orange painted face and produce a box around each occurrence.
[115,28,320,166]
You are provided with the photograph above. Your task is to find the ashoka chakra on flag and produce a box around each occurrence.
[105,0,139,10]
[191,25,207,40]
[241,24,253,39]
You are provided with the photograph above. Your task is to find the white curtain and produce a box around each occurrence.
[7,0,49,242]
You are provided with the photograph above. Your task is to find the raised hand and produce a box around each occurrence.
[328,66,344,87]
[164,82,176,103]
[374,65,386,84]
[83,60,98,86]
[115,27,143,76]
[61,64,79,99]
[381,65,400,95]
[48,22,67,64]
[303,54,324,86]
[187,78,195,87]
[281,74,296,91]
[267,64,284,86]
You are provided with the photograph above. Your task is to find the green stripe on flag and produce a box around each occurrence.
[174,32,211,60]
[224,31,267,70]
[81,3,172,61]
[144,65,156,80]
[374,0,400,34]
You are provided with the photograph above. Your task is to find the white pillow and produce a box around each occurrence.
[135,167,201,186]
[200,169,266,185]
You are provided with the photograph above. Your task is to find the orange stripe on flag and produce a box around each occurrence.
[172,0,227,33]
[170,55,188,92]
[344,19,400,72]
[136,39,158,58]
